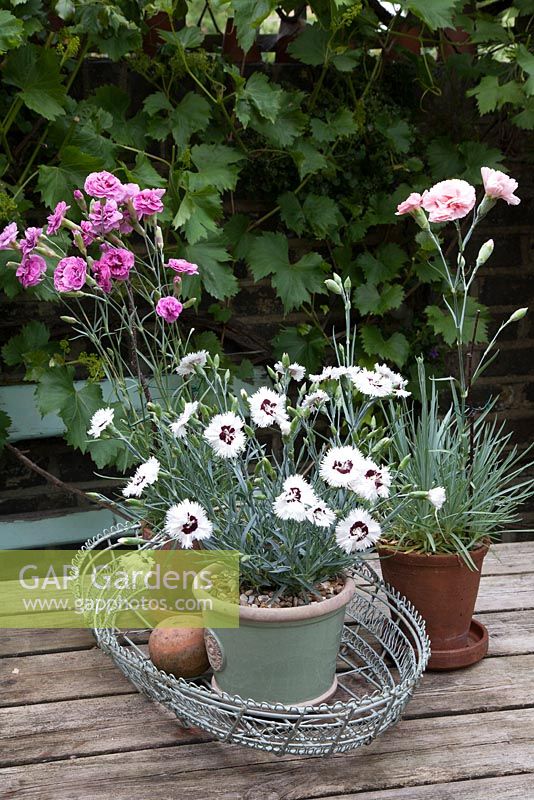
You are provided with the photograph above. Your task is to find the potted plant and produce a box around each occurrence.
[381,169,534,669]
[1,174,435,705]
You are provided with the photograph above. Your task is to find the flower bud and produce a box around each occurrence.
[371,437,391,453]
[155,226,164,251]
[398,454,411,470]
[412,207,430,230]
[73,232,86,254]
[475,239,494,268]
[181,297,197,309]
[73,189,87,211]
[507,307,528,324]
[343,276,352,291]
[324,279,343,295]
[477,195,497,220]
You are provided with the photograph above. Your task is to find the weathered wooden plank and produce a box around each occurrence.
[484,610,534,655]
[2,655,533,767]
[0,648,135,708]
[0,628,95,658]
[475,573,534,612]
[405,653,534,718]
[1,709,533,800]
[483,543,534,575]
[0,608,532,662]
[0,693,209,768]
[320,773,534,799]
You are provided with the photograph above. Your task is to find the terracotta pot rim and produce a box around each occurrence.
[236,575,356,623]
[378,541,489,567]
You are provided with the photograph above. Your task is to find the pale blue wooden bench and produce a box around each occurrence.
[0,382,119,549]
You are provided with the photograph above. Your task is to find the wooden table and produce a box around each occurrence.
[1,541,533,799]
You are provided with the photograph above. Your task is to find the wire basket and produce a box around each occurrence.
[75,523,430,757]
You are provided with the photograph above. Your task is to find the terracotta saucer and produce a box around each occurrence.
[427,618,489,671]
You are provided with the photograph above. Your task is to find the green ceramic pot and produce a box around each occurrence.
[202,576,356,706]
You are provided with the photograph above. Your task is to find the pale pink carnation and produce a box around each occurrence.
[481,167,520,206]
[132,188,165,218]
[84,171,124,201]
[167,258,199,275]
[422,179,476,222]
[88,200,123,234]
[20,227,42,255]
[156,296,183,322]
[16,254,46,288]
[46,201,70,236]
[0,222,18,250]
[395,192,423,216]
[54,256,87,292]
[98,247,134,281]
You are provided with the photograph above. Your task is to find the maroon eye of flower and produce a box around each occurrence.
[365,468,383,488]
[349,522,369,540]
[333,459,353,474]
[260,399,276,415]
[182,514,198,535]
[219,425,236,444]
[288,487,302,501]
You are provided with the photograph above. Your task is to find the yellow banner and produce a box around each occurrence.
[0,549,240,628]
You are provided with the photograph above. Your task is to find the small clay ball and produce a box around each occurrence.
[148,617,209,678]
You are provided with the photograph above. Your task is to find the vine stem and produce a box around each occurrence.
[4,443,132,521]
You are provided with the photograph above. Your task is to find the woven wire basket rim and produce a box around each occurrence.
[75,523,431,753]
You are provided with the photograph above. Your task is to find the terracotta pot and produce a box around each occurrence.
[379,543,489,670]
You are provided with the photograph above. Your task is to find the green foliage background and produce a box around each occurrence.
[0,0,532,466]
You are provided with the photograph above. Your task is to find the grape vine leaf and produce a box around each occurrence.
[403,0,459,30]
[38,146,104,207]
[190,144,245,192]
[272,326,327,372]
[185,237,239,300]
[235,73,284,127]
[360,327,410,367]
[302,194,343,239]
[247,233,326,312]
[278,193,306,235]
[287,24,329,65]
[173,180,222,243]
[0,10,24,54]
[4,45,67,120]
[290,140,329,179]
[2,321,49,366]
[170,93,211,148]
[310,107,357,143]
[425,299,489,346]
[354,283,404,316]
[233,0,277,52]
